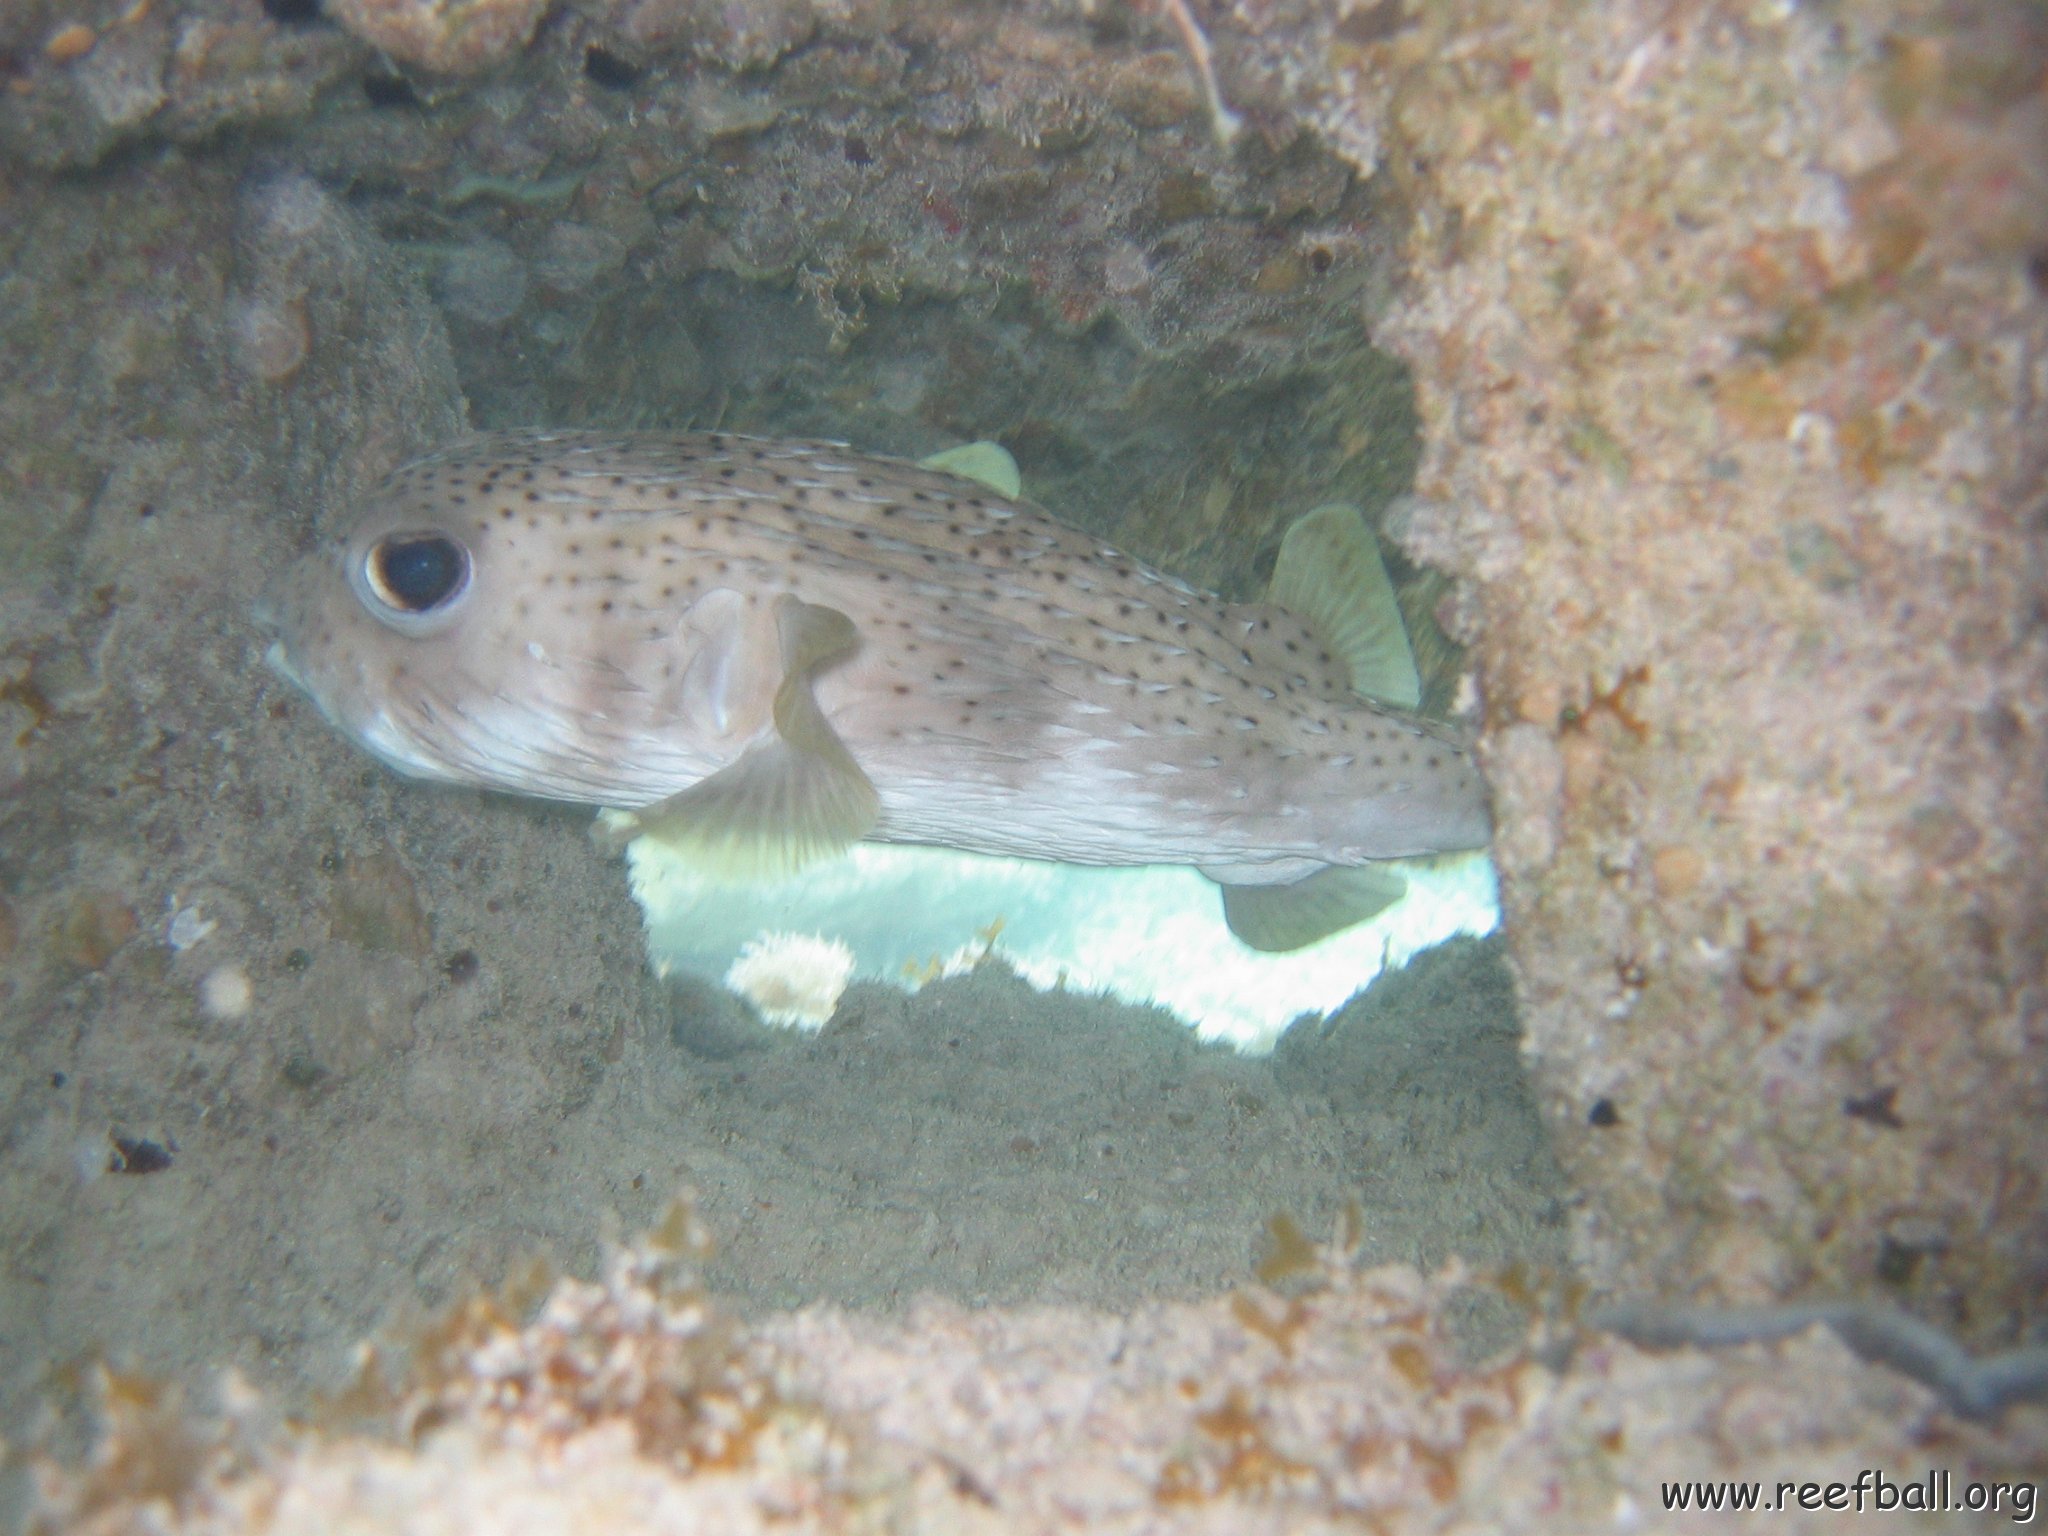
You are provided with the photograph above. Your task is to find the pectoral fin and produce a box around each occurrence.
[676,587,751,737]
[612,596,879,879]
[918,441,1022,499]
[1269,503,1421,709]
[1219,864,1409,953]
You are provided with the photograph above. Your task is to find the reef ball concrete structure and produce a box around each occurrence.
[1358,0,2048,1337]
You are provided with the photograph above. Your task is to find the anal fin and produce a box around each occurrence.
[612,596,880,880]
[1219,864,1409,953]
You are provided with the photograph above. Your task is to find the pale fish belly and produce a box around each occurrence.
[263,431,1491,908]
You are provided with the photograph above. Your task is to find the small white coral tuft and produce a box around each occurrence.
[722,931,855,1031]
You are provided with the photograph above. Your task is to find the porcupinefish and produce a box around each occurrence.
[263,430,1491,950]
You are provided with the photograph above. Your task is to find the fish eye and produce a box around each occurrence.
[362,533,471,618]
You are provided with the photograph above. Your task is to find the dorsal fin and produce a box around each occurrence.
[606,596,879,880]
[1269,502,1421,709]
[917,441,1022,499]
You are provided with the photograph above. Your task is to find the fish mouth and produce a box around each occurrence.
[259,631,384,767]
[250,578,292,649]
[261,637,306,693]
[251,580,306,691]
[251,570,316,695]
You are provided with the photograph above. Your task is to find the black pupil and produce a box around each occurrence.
[374,536,465,612]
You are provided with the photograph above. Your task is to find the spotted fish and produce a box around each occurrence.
[263,431,1490,950]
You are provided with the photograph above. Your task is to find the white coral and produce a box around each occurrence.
[722,932,855,1031]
